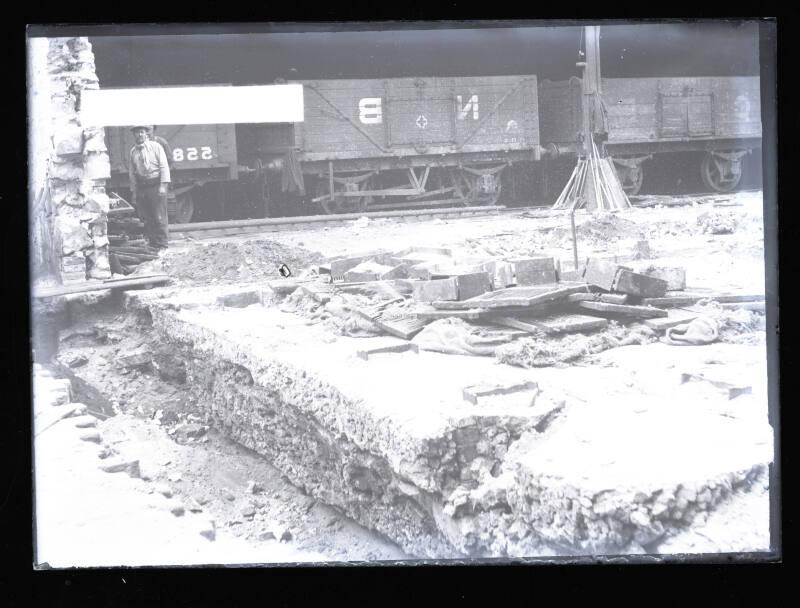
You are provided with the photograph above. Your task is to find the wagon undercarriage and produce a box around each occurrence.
[309,162,508,214]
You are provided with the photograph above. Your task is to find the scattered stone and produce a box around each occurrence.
[258,530,276,541]
[198,520,216,541]
[247,480,264,494]
[155,483,173,498]
[194,494,210,506]
[97,446,116,459]
[117,347,152,370]
[65,353,88,368]
[173,422,207,443]
[168,502,185,517]
[241,505,256,519]
[80,431,103,443]
[167,471,182,483]
[98,458,140,477]
[72,415,97,428]
[223,489,236,502]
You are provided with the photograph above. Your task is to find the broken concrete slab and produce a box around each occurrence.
[641,294,765,308]
[433,284,590,311]
[415,308,489,321]
[495,314,610,335]
[511,257,557,286]
[643,310,700,332]
[577,301,668,319]
[351,307,431,340]
[567,293,628,305]
[412,278,459,303]
[462,381,539,405]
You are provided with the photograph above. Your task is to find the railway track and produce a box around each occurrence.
[169,205,508,241]
[167,188,756,242]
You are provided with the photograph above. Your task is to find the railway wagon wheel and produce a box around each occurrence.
[614,163,644,196]
[451,165,505,206]
[701,151,743,193]
[170,191,195,224]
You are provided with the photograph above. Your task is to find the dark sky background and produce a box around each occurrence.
[89,21,762,87]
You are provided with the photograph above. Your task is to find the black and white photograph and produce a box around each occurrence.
[27,20,778,567]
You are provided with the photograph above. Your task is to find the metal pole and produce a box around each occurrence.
[570,208,579,271]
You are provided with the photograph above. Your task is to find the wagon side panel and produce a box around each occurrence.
[296,79,389,162]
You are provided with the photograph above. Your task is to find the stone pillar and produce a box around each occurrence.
[29,36,111,284]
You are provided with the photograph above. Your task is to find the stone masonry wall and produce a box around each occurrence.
[29,36,111,284]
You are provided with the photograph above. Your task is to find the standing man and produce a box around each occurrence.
[129,125,171,251]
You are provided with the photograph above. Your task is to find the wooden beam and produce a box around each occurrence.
[32,275,170,299]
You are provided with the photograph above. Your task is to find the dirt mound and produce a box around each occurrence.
[137,239,325,286]
[547,213,644,247]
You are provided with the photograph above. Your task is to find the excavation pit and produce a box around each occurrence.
[80,283,773,559]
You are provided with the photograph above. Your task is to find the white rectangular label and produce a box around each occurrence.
[81,84,304,127]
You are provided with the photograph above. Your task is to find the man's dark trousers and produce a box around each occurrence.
[136,181,169,249]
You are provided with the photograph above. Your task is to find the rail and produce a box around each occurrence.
[169,205,506,239]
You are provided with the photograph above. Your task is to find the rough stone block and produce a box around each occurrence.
[612,269,668,298]
[82,129,108,153]
[407,262,439,281]
[58,217,93,255]
[512,257,557,286]
[49,160,84,182]
[54,124,84,157]
[84,152,111,180]
[584,258,625,291]
[84,191,110,214]
[455,272,492,301]
[412,278,459,303]
[343,269,378,282]
[379,264,409,280]
[639,266,687,291]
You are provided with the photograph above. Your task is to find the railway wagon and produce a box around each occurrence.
[106,75,542,221]
[539,76,762,194]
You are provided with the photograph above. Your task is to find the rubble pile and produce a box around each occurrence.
[264,243,766,364]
